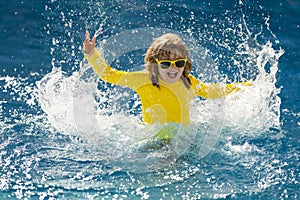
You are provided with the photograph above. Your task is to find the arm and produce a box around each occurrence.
[83,31,127,84]
[190,75,251,99]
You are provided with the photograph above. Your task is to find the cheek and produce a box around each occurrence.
[178,68,185,75]
[158,67,166,77]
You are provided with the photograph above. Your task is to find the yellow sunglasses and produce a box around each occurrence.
[155,58,187,69]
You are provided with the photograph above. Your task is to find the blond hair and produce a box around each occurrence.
[144,33,192,88]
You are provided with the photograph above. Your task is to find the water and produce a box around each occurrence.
[0,0,299,199]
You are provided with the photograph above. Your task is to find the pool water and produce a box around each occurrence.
[0,0,299,199]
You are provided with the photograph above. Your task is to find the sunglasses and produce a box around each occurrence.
[155,58,187,69]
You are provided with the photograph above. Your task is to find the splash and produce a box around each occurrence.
[34,15,285,173]
[223,41,283,135]
[0,1,290,199]
[36,68,79,134]
[0,6,286,200]
[221,10,284,135]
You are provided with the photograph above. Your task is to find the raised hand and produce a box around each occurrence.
[83,31,96,56]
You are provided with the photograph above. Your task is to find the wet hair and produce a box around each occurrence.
[144,33,192,89]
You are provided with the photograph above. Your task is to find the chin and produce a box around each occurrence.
[166,77,180,84]
[160,73,182,84]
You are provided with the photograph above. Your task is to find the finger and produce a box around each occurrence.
[83,38,89,46]
[85,31,91,43]
[92,36,96,45]
[84,35,89,44]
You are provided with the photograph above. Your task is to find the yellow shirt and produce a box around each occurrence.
[86,49,246,125]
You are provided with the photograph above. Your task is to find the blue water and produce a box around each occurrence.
[0,0,299,199]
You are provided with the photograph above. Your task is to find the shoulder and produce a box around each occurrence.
[188,74,200,85]
[119,71,151,88]
[124,71,149,78]
[188,74,208,91]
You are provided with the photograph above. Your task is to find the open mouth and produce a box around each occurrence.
[167,71,178,79]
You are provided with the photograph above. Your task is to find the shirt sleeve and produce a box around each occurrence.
[84,49,149,89]
[189,75,251,99]
[84,49,127,85]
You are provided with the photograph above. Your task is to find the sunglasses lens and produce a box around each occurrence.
[175,60,186,68]
[160,61,171,69]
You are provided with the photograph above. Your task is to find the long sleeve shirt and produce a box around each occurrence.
[85,49,247,124]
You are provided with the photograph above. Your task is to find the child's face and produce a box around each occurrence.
[157,50,185,84]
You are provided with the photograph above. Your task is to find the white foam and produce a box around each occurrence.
[33,23,284,172]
